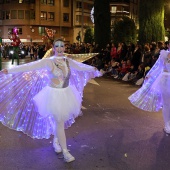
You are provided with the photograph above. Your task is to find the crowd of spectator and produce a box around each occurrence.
[91,41,169,86]
[0,42,100,60]
[0,40,169,86]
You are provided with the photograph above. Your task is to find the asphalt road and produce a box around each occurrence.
[0,57,169,170]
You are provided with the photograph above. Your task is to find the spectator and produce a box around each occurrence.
[131,44,142,71]
[110,43,117,60]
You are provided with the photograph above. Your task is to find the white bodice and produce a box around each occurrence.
[49,58,70,88]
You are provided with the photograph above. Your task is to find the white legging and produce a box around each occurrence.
[54,120,67,151]
[162,91,170,126]
[160,74,170,126]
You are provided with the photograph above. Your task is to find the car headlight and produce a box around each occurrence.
[21,51,24,54]
[9,50,14,54]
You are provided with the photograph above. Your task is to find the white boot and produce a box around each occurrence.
[63,149,75,163]
[164,123,170,134]
[53,138,62,153]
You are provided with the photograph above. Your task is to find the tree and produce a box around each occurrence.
[94,0,110,49]
[84,27,94,44]
[138,0,165,44]
[112,16,137,45]
[165,30,170,40]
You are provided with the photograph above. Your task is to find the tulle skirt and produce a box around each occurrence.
[33,85,82,122]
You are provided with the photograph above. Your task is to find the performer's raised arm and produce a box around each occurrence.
[2,58,52,74]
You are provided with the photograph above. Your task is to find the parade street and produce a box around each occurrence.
[0,58,170,170]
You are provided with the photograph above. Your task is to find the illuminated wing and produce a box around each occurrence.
[68,58,102,97]
[66,53,99,63]
[128,50,167,112]
[43,48,99,62]
[0,70,75,139]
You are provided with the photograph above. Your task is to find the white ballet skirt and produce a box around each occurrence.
[33,85,82,122]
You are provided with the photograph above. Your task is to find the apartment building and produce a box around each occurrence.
[0,0,139,44]
[0,0,94,44]
[72,0,94,42]
[0,0,72,44]
[110,0,139,29]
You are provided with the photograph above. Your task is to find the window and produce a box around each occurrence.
[63,13,69,22]
[6,11,10,19]
[1,0,35,3]
[24,0,35,3]
[8,28,22,35]
[5,0,10,3]
[111,20,115,26]
[30,10,35,19]
[111,6,117,13]
[25,10,30,19]
[63,0,69,7]
[11,10,17,19]
[48,12,54,21]
[12,0,18,3]
[48,0,54,5]
[25,0,32,3]
[38,27,45,35]
[76,15,81,23]
[41,0,47,4]
[41,11,47,20]
[18,28,22,34]
[76,2,82,8]
[18,10,24,19]
[30,0,35,3]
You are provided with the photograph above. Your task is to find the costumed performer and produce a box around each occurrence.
[128,48,170,134]
[8,27,21,65]
[1,39,102,163]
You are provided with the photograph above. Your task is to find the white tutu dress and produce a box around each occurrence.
[32,57,82,122]
[33,85,82,122]
[128,49,170,131]
[0,56,101,139]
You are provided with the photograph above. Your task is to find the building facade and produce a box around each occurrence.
[72,0,94,43]
[110,0,139,29]
[0,0,94,44]
[0,0,140,44]
[0,0,73,43]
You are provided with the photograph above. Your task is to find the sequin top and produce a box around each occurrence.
[49,58,71,88]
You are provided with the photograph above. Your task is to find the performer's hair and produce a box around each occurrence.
[53,39,64,45]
